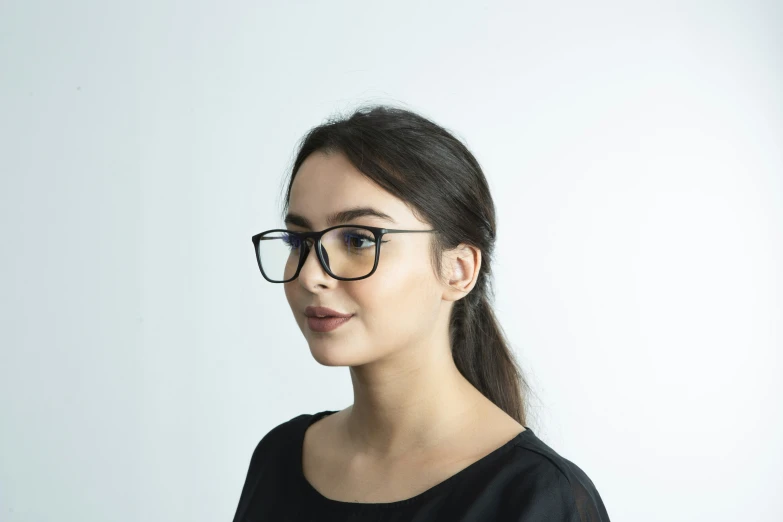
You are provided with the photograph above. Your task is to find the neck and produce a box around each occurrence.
[344,336,486,460]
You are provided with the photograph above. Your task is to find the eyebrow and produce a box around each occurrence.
[284,206,397,229]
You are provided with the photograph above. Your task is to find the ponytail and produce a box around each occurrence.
[450,276,529,426]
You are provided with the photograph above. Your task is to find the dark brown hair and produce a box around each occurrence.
[281,104,532,425]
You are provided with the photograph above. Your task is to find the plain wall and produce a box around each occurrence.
[1,1,781,521]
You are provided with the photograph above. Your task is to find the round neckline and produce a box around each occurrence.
[296,409,534,510]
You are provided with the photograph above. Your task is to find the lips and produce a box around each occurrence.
[304,305,353,319]
[304,306,354,333]
[306,315,352,333]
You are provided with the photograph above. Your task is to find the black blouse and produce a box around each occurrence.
[232,410,610,521]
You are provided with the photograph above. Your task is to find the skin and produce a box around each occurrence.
[284,150,525,502]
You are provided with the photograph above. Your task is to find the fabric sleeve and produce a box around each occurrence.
[231,436,267,522]
[231,414,305,521]
[560,457,610,522]
[504,455,611,521]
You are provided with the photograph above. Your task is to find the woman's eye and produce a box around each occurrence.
[343,233,375,249]
[283,233,301,249]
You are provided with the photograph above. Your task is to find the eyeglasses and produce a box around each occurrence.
[251,224,437,283]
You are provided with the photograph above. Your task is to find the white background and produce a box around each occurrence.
[1,1,781,521]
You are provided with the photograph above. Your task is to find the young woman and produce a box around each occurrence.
[233,105,610,521]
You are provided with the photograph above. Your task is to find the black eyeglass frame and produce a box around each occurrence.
[251,225,437,283]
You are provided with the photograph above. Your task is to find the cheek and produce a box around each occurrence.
[283,283,298,317]
[352,255,438,330]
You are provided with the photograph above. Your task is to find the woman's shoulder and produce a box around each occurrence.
[248,410,334,458]
[495,429,610,521]
[233,411,332,521]
[251,410,329,449]
[241,410,327,470]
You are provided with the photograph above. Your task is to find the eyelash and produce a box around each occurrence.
[283,231,389,248]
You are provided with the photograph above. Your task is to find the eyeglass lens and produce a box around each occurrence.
[257,226,377,282]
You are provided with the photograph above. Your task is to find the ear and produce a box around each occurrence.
[441,243,482,303]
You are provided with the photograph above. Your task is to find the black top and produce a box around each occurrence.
[232,410,610,521]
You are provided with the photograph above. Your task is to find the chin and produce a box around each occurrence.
[309,350,352,367]
[307,342,371,367]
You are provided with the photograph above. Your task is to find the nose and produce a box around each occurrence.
[297,238,333,285]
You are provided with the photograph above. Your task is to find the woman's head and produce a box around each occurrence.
[280,104,529,425]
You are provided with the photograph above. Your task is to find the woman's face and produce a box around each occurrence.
[284,150,447,367]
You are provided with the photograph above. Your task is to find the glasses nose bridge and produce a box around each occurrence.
[302,232,322,253]
[299,233,326,272]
